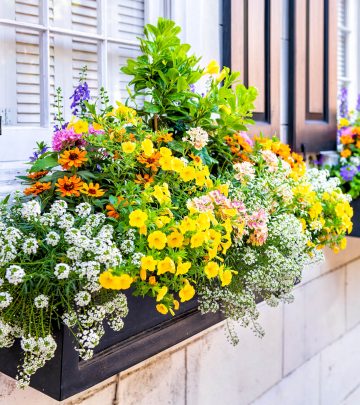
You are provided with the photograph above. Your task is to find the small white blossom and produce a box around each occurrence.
[6,265,25,285]
[34,295,49,309]
[21,201,41,221]
[45,231,60,246]
[0,292,13,309]
[22,238,38,255]
[75,202,92,218]
[182,127,209,150]
[74,291,91,307]
[54,263,71,280]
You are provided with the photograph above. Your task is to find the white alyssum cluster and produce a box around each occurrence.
[0,200,129,387]
[182,127,209,150]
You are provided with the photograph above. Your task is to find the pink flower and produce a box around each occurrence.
[89,125,105,135]
[238,132,254,147]
[52,128,86,151]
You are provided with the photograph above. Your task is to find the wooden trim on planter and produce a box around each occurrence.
[289,0,337,152]
[223,0,281,137]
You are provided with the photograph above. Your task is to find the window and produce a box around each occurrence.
[337,0,360,109]
[0,0,148,160]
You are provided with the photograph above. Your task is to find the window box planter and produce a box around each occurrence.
[0,292,223,401]
[350,198,360,237]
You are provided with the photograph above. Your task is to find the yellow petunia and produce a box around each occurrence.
[204,261,219,278]
[156,286,168,302]
[157,257,176,275]
[190,231,207,248]
[180,166,196,182]
[179,217,196,234]
[173,299,180,310]
[141,255,157,271]
[156,303,168,314]
[141,139,154,157]
[205,59,220,75]
[148,230,167,250]
[129,209,148,228]
[167,231,184,248]
[176,260,191,275]
[179,281,196,302]
[122,141,136,154]
[219,268,232,286]
[171,157,186,172]
[70,120,89,134]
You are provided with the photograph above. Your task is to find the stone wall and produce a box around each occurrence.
[1,239,360,404]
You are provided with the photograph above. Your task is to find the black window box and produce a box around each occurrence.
[351,198,360,237]
[0,292,223,401]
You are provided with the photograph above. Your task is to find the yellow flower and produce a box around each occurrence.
[309,202,322,220]
[140,267,147,281]
[141,139,154,157]
[167,231,184,248]
[173,299,180,310]
[190,231,207,248]
[179,281,196,302]
[122,142,136,154]
[208,229,222,245]
[216,68,227,83]
[69,120,89,134]
[129,209,148,228]
[92,122,103,131]
[176,261,191,275]
[180,166,196,182]
[156,286,168,302]
[340,149,352,158]
[141,255,157,271]
[159,156,173,170]
[157,257,176,275]
[205,59,220,75]
[99,271,133,290]
[148,230,167,250]
[196,212,211,230]
[179,217,196,234]
[156,215,171,228]
[171,157,186,172]
[204,261,219,278]
[195,171,206,186]
[338,118,349,128]
[160,147,172,157]
[340,237,347,250]
[156,303,168,314]
[219,269,232,286]
[148,276,157,285]
[152,184,171,205]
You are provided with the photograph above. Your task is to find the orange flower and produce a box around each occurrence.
[27,170,49,180]
[340,135,355,145]
[106,204,120,219]
[340,149,352,158]
[55,175,84,197]
[82,182,105,197]
[356,141,360,149]
[58,148,87,170]
[135,173,155,186]
[156,132,173,143]
[24,181,51,196]
[137,151,161,172]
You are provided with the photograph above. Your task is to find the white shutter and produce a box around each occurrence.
[338,0,349,89]
[107,0,145,103]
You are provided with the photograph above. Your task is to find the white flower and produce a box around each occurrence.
[6,265,25,285]
[74,291,91,307]
[39,213,56,227]
[0,292,13,309]
[45,231,60,246]
[234,162,256,182]
[58,213,75,229]
[21,201,41,221]
[34,295,49,309]
[22,238,38,255]
[66,246,83,261]
[75,202,92,218]
[50,200,67,217]
[182,127,209,150]
[132,252,144,266]
[54,263,71,280]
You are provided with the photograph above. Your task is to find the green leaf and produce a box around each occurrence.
[144,101,161,113]
[30,155,59,172]
[177,76,188,92]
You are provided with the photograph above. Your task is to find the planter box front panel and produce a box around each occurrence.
[0,293,223,400]
[350,198,360,237]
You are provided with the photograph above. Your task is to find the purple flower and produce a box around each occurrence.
[189,84,196,93]
[70,82,90,116]
[340,165,358,182]
[339,87,348,118]
[357,94,360,112]
[53,122,69,132]
[29,146,49,162]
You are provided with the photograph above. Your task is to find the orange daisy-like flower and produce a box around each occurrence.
[137,151,161,172]
[27,170,49,180]
[58,148,88,170]
[106,204,120,219]
[55,175,84,197]
[340,135,355,145]
[156,132,173,143]
[82,182,105,197]
[24,181,51,196]
[135,173,155,186]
